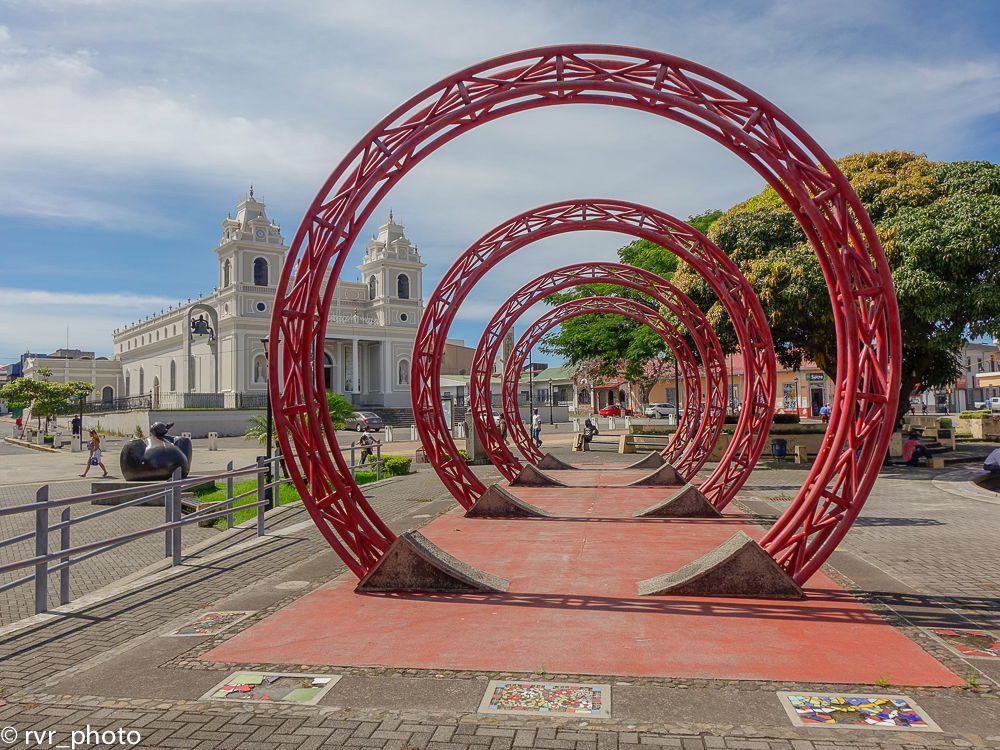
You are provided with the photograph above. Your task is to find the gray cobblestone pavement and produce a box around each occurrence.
[1,449,999,748]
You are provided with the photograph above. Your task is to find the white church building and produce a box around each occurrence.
[112,190,426,410]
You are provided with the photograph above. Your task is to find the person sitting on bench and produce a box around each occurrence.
[582,418,599,446]
[902,432,932,466]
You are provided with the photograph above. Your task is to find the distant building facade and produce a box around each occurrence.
[20,350,123,404]
[111,193,426,409]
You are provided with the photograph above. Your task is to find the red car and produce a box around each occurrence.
[598,405,634,416]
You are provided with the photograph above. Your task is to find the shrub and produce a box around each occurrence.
[939,417,953,428]
[773,413,801,424]
[724,413,800,424]
[382,455,412,476]
[958,410,992,419]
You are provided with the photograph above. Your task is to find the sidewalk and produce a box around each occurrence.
[1,449,998,749]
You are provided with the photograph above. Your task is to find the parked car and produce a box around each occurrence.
[643,403,676,418]
[974,397,1000,412]
[345,411,385,431]
[598,405,634,417]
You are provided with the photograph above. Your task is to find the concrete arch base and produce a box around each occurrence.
[355,531,510,593]
[465,485,551,518]
[637,531,804,600]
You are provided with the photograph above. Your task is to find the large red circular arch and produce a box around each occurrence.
[270,45,900,584]
[461,261,729,484]
[498,296,713,470]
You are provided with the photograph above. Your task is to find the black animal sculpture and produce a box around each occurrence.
[120,422,193,481]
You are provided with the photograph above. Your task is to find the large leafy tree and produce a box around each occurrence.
[539,238,684,405]
[672,152,1000,424]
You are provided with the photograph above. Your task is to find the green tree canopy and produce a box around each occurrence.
[671,151,1000,423]
[0,378,95,432]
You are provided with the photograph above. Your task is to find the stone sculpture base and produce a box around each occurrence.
[637,531,804,599]
[632,483,721,518]
[356,531,510,593]
[622,451,665,470]
[536,453,578,471]
[627,462,687,487]
[466,485,551,518]
[510,464,568,487]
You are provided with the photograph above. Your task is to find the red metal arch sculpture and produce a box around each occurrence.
[270,45,900,584]
[496,296,706,470]
[499,296,709,469]
[462,262,729,483]
[416,210,772,514]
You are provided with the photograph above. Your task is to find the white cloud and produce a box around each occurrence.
[0,288,174,358]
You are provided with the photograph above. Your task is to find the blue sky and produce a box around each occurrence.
[1,0,1000,364]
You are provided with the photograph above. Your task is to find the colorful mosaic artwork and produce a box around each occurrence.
[477,681,611,717]
[777,693,940,731]
[929,628,1000,658]
[202,672,341,705]
[167,611,255,637]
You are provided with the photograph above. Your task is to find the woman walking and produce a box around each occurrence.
[80,430,108,477]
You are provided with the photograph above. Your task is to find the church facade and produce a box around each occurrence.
[112,191,425,409]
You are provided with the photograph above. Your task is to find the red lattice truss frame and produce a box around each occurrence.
[270,45,900,584]
[460,262,728,484]
[499,296,712,470]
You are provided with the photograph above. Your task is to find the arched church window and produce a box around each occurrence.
[323,352,333,391]
[396,274,410,299]
[254,355,267,383]
[124,372,130,396]
[139,367,145,395]
[169,360,176,391]
[578,388,590,403]
[398,358,410,386]
[223,259,231,287]
[253,257,269,286]
[368,275,377,300]
[102,386,114,403]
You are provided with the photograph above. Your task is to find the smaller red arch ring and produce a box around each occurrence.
[499,296,712,473]
[465,262,728,481]
[411,204,773,517]
[499,293,706,470]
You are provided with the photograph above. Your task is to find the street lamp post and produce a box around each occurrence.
[261,337,273,511]
[528,349,535,411]
[548,382,555,425]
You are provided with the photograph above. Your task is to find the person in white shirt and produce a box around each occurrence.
[530,409,542,448]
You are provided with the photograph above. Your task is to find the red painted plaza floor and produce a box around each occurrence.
[205,481,962,686]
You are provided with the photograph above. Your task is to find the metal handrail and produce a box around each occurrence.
[0,461,263,517]
[0,454,288,617]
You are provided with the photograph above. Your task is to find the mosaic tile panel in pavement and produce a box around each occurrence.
[777,692,941,731]
[202,672,341,705]
[166,611,255,637]
[478,681,610,717]
[928,628,1000,658]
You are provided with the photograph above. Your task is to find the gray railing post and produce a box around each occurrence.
[164,483,173,558]
[171,468,182,565]
[256,456,266,537]
[34,486,49,614]
[376,443,382,481]
[350,442,356,475]
[59,508,71,605]
[225,460,235,529]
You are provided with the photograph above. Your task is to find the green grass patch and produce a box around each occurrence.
[192,454,413,529]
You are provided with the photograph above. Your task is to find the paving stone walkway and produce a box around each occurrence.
[1,450,998,749]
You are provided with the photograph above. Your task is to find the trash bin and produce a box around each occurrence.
[771,438,788,458]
